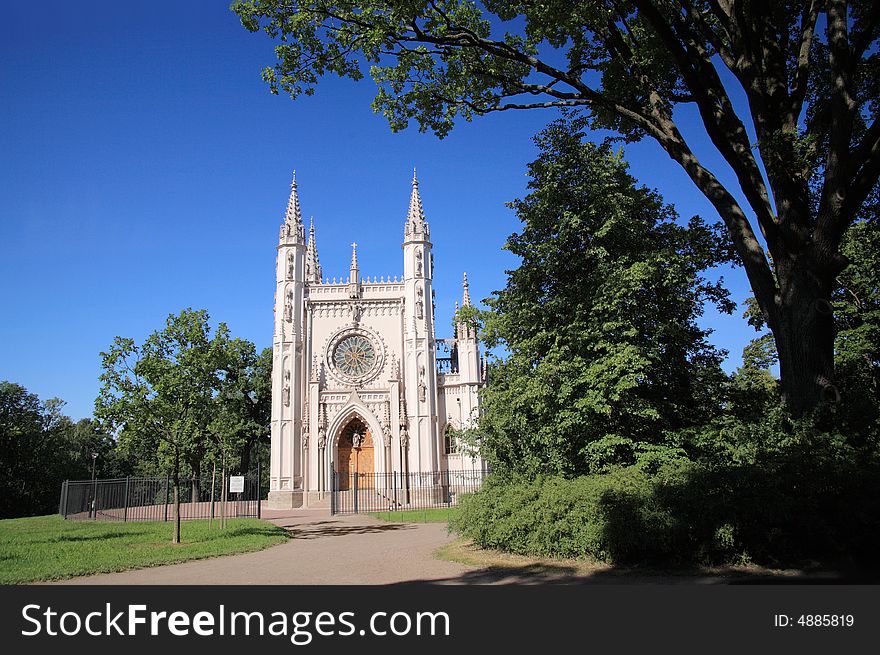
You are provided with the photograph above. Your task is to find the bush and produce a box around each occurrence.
[452,469,690,564]
[452,436,880,568]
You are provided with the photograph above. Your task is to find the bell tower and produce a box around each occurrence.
[402,170,440,472]
[268,172,307,508]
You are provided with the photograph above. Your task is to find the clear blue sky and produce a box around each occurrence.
[1,0,759,421]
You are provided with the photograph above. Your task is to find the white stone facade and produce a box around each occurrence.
[268,172,485,509]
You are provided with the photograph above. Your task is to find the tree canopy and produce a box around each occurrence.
[0,382,127,519]
[234,0,880,414]
[476,116,733,476]
[95,309,272,541]
[96,308,228,542]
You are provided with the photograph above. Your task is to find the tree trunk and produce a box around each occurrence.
[209,461,216,529]
[220,457,227,530]
[239,439,252,477]
[190,459,201,503]
[172,463,181,544]
[772,256,837,416]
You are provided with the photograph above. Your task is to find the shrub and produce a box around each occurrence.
[452,438,880,568]
[453,468,692,564]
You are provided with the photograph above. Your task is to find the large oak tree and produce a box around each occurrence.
[234,0,880,414]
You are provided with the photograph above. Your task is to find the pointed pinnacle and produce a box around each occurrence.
[285,170,303,224]
[407,171,425,225]
[462,272,471,306]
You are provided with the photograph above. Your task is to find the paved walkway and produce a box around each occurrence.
[49,509,862,585]
[53,511,476,585]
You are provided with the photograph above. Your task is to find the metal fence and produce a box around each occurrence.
[330,468,489,515]
[59,465,262,522]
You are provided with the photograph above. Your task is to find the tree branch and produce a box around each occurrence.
[632,0,779,249]
[789,0,821,126]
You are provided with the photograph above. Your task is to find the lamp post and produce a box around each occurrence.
[88,452,98,519]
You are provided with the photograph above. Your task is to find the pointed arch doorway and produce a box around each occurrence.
[336,417,374,490]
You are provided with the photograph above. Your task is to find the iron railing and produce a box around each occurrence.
[59,464,261,522]
[330,468,489,515]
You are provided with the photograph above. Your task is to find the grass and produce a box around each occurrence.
[0,515,289,584]
[370,507,459,523]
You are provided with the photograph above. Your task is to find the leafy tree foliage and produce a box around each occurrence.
[476,117,733,477]
[96,309,227,543]
[95,309,272,540]
[234,0,880,414]
[0,383,126,518]
[833,219,880,439]
[212,340,272,476]
[205,339,272,524]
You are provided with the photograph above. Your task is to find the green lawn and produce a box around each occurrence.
[0,515,289,584]
[370,507,458,523]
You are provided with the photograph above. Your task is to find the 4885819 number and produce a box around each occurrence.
[798,614,854,627]
[774,614,855,627]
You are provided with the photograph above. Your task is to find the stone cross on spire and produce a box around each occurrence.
[462,272,471,306]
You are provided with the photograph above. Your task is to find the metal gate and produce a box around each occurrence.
[330,468,489,515]
[59,463,262,522]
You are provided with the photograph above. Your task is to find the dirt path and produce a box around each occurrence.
[52,511,475,585]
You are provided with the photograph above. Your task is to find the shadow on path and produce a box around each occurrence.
[279,519,416,540]
[387,563,878,586]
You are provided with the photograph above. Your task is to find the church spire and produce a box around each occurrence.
[306,217,322,283]
[285,171,303,225]
[279,170,305,244]
[405,168,429,238]
[462,272,471,306]
[347,241,360,298]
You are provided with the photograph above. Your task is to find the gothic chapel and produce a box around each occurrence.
[268,171,485,508]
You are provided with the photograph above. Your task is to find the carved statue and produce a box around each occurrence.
[382,425,392,448]
[287,253,295,279]
[399,427,409,448]
[416,299,423,319]
[284,291,293,322]
[282,371,291,406]
[418,381,427,402]
[352,432,364,449]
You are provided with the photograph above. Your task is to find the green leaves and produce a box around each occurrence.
[96,309,226,473]
[478,116,731,477]
[234,1,880,413]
